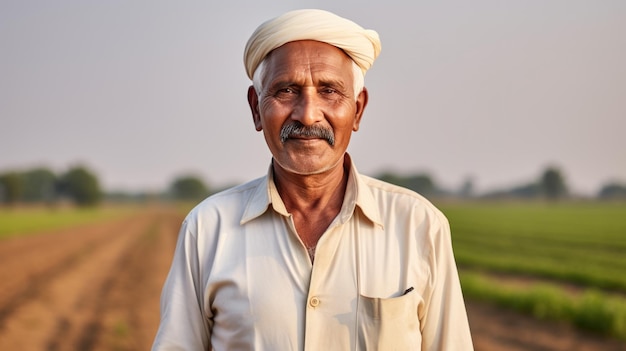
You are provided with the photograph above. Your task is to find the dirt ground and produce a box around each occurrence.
[0,206,180,350]
[0,206,624,351]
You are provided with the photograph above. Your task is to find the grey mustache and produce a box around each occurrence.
[280,122,335,146]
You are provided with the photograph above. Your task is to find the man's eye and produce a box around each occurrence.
[278,87,295,94]
[321,88,337,95]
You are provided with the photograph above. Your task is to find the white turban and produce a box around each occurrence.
[243,9,381,80]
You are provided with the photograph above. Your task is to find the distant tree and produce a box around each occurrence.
[0,172,22,205]
[377,172,404,188]
[510,182,542,198]
[458,176,475,198]
[376,172,438,196]
[20,168,57,203]
[170,175,210,201]
[59,166,102,206]
[540,166,568,200]
[598,182,626,200]
[405,174,436,195]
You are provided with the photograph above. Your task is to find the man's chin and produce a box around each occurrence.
[272,156,342,176]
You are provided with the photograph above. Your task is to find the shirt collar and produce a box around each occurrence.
[240,154,383,228]
[341,154,384,228]
[240,163,285,224]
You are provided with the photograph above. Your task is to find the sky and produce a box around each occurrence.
[2,0,625,196]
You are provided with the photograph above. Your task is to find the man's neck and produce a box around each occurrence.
[272,155,350,259]
[272,156,348,214]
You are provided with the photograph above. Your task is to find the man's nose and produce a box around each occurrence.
[291,89,323,125]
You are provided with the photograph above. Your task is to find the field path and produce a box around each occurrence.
[1,205,625,350]
[0,206,181,350]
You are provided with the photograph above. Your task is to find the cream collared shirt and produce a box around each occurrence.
[153,156,473,350]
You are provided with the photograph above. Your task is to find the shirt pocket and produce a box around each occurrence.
[356,292,421,350]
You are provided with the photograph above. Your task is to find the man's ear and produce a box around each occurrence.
[247,86,262,131]
[353,87,369,131]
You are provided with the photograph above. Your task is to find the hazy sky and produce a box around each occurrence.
[2,0,625,196]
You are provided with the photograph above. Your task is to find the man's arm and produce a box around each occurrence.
[420,213,474,350]
[152,219,211,351]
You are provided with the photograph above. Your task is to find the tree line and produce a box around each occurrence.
[0,166,214,207]
[0,166,102,206]
[376,166,626,201]
[2,164,625,207]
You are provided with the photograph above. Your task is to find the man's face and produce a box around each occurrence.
[248,40,368,176]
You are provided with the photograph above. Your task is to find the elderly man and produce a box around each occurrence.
[153,9,473,351]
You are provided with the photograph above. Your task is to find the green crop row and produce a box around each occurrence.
[441,202,626,292]
[460,271,626,340]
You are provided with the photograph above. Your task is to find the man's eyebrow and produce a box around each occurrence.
[319,79,344,86]
[266,79,299,90]
[315,77,347,88]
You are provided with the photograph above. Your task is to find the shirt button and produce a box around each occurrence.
[309,296,320,307]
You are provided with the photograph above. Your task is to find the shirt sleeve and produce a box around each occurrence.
[420,212,474,350]
[152,219,211,351]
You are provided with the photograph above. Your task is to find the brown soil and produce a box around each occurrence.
[0,205,181,350]
[0,206,624,350]
[468,301,626,351]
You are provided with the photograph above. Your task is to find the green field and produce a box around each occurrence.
[0,205,140,239]
[2,201,625,339]
[440,201,626,340]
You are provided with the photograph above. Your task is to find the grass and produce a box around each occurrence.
[172,200,200,215]
[113,320,130,337]
[0,205,140,239]
[438,201,626,340]
[441,201,626,292]
[460,271,626,340]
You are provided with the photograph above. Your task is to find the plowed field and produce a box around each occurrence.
[0,206,624,350]
[0,206,180,350]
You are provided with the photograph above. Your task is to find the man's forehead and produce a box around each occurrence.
[266,67,351,87]
[263,42,353,82]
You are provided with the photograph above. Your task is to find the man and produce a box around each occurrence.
[153,9,473,350]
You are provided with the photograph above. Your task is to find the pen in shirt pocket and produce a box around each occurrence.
[402,287,414,295]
